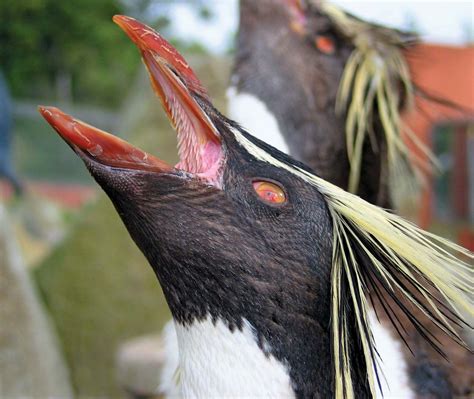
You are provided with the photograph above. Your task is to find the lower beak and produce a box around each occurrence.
[38,106,174,173]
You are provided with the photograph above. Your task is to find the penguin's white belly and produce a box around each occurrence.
[168,317,295,398]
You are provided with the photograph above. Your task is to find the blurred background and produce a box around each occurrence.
[0,1,472,398]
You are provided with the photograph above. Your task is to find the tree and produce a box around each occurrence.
[0,0,143,107]
[0,0,215,107]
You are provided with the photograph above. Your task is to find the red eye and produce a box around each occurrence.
[253,181,287,205]
[315,35,336,55]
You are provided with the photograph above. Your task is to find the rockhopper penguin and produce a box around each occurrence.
[39,16,473,399]
[229,0,431,208]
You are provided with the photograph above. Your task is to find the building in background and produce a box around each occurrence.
[403,44,474,249]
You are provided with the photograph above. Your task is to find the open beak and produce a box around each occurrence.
[39,15,223,184]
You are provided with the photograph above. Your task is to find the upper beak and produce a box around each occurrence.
[113,16,220,160]
[112,15,209,101]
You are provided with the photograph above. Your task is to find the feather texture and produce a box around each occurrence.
[319,2,440,198]
[233,127,473,399]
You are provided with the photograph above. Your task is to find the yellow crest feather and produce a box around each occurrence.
[320,2,439,200]
[233,128,473,398]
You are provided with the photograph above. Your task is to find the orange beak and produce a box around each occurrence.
[39,16,222,179]
[113,16,220,160]
[38,106,173,173]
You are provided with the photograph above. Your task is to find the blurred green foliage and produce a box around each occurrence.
[0,0,143,107]
[0,0,216,108]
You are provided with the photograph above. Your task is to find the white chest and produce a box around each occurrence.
[168,317,295,398]
[227,87,290,154]
[160,312,414,398]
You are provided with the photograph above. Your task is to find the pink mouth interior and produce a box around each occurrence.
[143,51,223,186]
[175,122,223,185]
[190,141,222,181]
